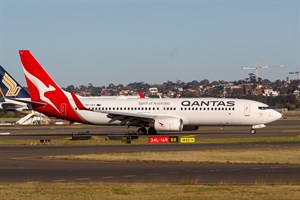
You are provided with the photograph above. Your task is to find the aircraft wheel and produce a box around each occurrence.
[148,127,157,135]
[250,129,256,134]
[138,127,147,135]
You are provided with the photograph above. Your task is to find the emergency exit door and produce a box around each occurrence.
[244,104,250,116]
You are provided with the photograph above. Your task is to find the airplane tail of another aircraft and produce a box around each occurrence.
[0,65,30,98]
[19,50,84,122]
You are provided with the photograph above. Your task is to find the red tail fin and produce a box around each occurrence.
[19,50,84,123]
[19,50,60,103]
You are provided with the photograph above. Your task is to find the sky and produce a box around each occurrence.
[0,0,299,87]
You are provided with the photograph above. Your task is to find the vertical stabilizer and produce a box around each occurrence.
[19,50,84,123]
[0,65,30,98]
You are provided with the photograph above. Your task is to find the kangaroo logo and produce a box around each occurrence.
[2,73,21,97]
[158,122,164,127]
[23,68,60,113]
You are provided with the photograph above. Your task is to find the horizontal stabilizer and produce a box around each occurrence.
[6,97,46,106]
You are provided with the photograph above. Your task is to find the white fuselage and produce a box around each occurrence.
[72,97,282,127]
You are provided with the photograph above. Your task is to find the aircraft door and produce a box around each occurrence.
[244,104,250,116]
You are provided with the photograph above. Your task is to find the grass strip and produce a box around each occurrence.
[0,183,300,200]
[48,148,300,164]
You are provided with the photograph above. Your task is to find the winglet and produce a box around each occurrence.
[138,91,145,98]
[70,91,88,110]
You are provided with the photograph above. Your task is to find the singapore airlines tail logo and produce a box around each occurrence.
[2,73,21,97]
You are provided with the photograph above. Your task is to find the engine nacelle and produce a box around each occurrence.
[182,125,199,131]
[154,117,183,131]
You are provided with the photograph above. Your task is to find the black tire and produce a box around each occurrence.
[148,127,157,135]
[138,127,147,135]
[250,129,256,134]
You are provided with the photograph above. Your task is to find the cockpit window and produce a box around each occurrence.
[258,106,269,110]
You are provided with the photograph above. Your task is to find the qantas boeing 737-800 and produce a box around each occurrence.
[18,50,282,134]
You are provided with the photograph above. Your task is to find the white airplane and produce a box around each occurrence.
[18,50,282,134]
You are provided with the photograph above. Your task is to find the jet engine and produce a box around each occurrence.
[154,117,183,131]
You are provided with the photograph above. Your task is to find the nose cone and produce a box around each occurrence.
[272,110,282,121]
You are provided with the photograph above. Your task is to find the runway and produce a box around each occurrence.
[0,119,300,184]
[1,142,300,184]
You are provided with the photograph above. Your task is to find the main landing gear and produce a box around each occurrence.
[137,127,157,135]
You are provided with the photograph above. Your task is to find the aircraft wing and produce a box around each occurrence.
[95,110,157,126]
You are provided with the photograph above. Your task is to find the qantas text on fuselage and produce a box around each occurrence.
[181,100,235,107]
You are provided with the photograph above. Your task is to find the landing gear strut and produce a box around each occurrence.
[250,129,256,134]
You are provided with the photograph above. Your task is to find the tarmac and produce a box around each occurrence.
[0,119,299,184]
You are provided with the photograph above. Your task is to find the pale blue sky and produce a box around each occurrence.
[0,0,299,87]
